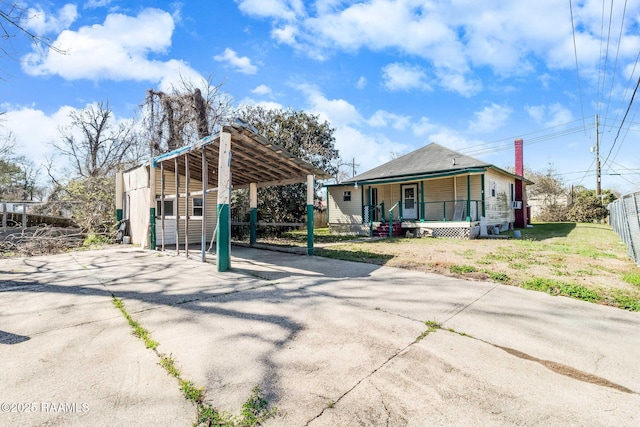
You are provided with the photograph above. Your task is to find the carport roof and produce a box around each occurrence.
[152,123,331,188]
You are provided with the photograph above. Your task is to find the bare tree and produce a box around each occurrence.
[1,1,64,59]
[142,76,233,155]
[53,102,141,178]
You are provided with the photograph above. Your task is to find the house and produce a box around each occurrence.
[116,123,330,271]
[326,139,532,238]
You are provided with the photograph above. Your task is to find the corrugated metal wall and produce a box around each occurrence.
[609,192,640,266]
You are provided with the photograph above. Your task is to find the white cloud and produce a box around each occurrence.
[234,1,640,92]
[356,76,367,89]
[467,103,512,134]
[236,0,305,22]
[213,48,258,75]
[251,84,272,96]
[382,63,431,92]
[84,0,113,8]
[368,110,410,131]
[436,71,482,97]
[24,4,78,35]
[297,84,362,126]
[412,117,438,137]
[272,25,298,45]
[0,105,75,176]
[525,103,573,127]
[21,8,205,89]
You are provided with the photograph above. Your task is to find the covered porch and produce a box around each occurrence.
[117,122,330,271]
[359,172,484,238]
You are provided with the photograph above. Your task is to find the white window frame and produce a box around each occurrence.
[192,197,203,217]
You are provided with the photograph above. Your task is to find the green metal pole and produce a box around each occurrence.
[249,208,257,246]
[466,175,471,221]
[481,174,486,217]
[307,204,314,255]
[420,181,424,221]
[306,175,314,256]
[217,204,230,270]
[217,132,231,272]
[149,208,156,249]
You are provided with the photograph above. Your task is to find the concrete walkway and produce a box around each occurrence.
[1,246,639,426]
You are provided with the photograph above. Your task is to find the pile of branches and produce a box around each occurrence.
[0,226,85,257]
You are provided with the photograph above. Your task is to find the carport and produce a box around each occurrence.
[116,122,330,272]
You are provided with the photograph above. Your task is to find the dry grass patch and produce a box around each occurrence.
[313,223,640,311]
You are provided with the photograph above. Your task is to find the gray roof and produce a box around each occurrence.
[344,142,492,183]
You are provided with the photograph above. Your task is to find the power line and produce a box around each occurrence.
[602,71,640,169]
[602,0,628,135]
[569,0,587,135]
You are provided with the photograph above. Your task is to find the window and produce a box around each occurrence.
[510,183,515,202]
[156,200,174,217]
[490,181,496,198]
[343,191,352,202]
[192,198,203,216]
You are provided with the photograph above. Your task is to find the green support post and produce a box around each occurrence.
[481,174,486,217]
[149,208,156,249]
[420,181,424,221]
[466,175,471,221]
[306,175,314,256]
[249,208,257,246]
[217,204,230,271]
[307,204,314,255]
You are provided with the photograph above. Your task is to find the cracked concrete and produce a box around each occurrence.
[2,246,640,426]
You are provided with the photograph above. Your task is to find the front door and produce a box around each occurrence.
[402,184,418,220]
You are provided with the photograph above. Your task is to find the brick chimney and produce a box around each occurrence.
[514,138,528,228]
[515,138,524,176]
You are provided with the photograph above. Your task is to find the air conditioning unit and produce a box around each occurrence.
[511,201,522,209]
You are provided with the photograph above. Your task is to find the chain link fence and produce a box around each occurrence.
[608,191,640,266]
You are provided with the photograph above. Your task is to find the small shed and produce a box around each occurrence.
[116,123,330,271]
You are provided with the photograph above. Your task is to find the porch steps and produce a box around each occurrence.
[373,222,403,237]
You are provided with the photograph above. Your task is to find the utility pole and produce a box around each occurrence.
[595,114,601,199]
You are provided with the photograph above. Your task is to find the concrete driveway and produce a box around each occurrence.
[1,246,639,426]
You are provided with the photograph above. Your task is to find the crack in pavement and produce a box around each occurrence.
[493,344,636,394]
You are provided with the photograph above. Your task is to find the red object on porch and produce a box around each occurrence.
[373,222,403,237]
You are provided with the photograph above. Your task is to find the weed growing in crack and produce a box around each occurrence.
[111,296,158,349]
[240,386,278,426]
[416,320,441,342]
[111,296,277,426]
[159,354,181,378]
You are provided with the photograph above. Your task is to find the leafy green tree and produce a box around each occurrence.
[234,106,339,223]
[567,189,610,223]
[60,176,115,234]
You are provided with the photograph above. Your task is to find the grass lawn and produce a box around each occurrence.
[298,223,640,312]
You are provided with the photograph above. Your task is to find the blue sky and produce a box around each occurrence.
[2,0,640,194]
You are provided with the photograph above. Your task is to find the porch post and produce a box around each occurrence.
[306,174,314,256]
[160,163,165,250]
[420,181,424,221]
[149,164,156,250]
[174,158,180,254]
[466,175,471,221]
[249,182,257,246]
[481,173,486,217]
[217,131,232,272]
[368,186,373,237]
[201,145,208,262]
[115,172,123,222]
[185,153,190,257]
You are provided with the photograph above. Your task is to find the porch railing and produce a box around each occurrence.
[388,202,401,238]
[364,202,385,236]
[372,200,481,223]
[418,200,481,222]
